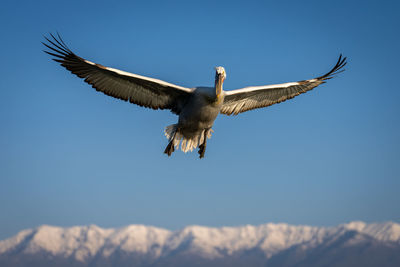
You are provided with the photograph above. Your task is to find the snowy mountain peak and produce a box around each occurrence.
[342,221,367,231]
[1,221,399,265]
[339,221,400,242]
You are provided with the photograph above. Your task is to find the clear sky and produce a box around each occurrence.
[0,0,399,240]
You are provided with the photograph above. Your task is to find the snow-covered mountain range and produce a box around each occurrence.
[1,221,399,267]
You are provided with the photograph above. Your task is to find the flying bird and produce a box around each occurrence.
[43,33,347,158]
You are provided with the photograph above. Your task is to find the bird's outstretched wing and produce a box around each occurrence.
[220,55,347,115]
[43,33,193,114]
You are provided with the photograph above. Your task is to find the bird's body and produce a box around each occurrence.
[43,34,346,158]
[180,87,222,134]
[164,86,224,156]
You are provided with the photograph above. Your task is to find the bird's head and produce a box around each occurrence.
[215,66,226,82]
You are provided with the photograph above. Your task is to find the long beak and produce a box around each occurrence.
[219,73,225,83]
[215,73,224,96]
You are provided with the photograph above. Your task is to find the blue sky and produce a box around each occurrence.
[0,0,399,240]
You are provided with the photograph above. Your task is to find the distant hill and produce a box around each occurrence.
[1,221,399,267]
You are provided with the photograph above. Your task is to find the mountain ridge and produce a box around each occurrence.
[1,221,399,267]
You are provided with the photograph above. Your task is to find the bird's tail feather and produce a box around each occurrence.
[164,124,213,153]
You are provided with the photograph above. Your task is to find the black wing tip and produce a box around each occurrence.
[318,54,347,80]
[42,32,73,59]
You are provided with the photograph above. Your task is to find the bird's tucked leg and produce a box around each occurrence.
[198,128,211,159]
[164,130,177,156]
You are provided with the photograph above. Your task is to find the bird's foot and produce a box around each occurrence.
[198,144,206,159]
[198,128,210,159]
[164,141,175,156]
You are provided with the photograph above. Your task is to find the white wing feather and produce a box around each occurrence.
[221,55,346,115]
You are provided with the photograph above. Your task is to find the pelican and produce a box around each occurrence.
[43,34,347,158]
